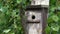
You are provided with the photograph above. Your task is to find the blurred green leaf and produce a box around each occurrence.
[52,15,59,22]
[17,0,22,4]
[51,25,59,31]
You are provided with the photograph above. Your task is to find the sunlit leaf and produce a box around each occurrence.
[3,29,11,33]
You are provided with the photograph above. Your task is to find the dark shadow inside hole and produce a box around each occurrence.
[32,15,35,19]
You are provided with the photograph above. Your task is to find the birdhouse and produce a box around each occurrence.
[25,5,48,34]
[20,0,49,34]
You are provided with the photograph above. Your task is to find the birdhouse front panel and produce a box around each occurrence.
[25,11,42,23]
[25,11,43,34]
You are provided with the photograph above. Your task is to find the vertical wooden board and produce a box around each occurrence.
[28,23,42,34]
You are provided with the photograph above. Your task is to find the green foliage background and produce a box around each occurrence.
[0,0,60,34]
[0,0,31,34]
[45,0,60,34]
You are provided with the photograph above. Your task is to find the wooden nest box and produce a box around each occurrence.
[20,0,49,34]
